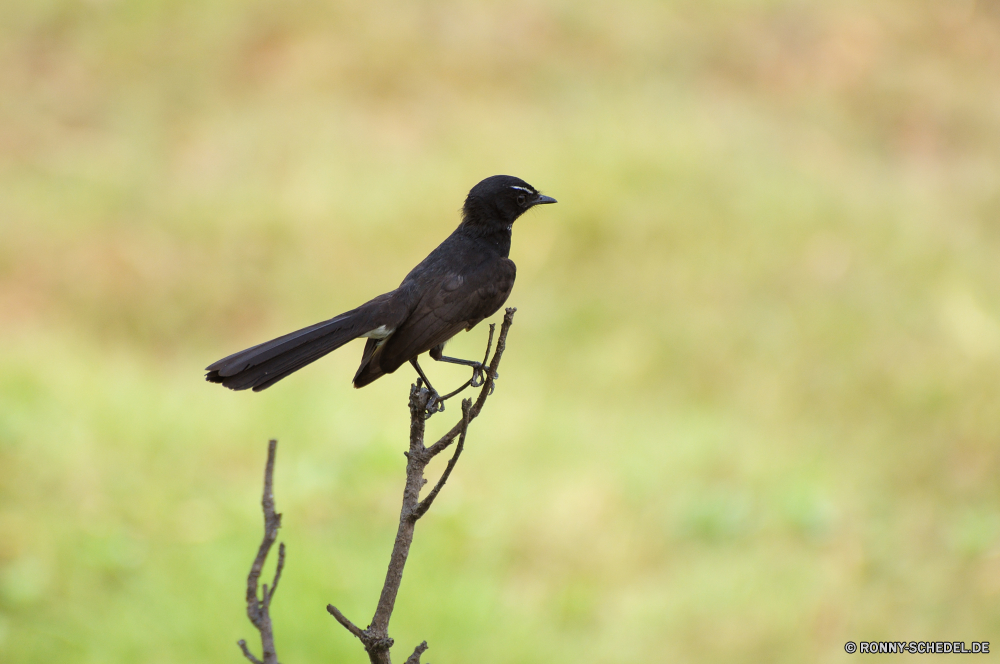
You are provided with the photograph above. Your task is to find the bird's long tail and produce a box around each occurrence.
[205,295,391,392]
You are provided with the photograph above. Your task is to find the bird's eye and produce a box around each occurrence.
[516,195,526,206]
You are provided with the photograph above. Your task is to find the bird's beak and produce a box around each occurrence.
[533,194,557,205]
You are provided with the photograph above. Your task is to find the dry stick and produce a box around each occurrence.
[404,642,430,664]
[238,439,285,664]
[327,307,517,664]
[413,403,469,520]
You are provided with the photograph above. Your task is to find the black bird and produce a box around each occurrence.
[206,175,556,402]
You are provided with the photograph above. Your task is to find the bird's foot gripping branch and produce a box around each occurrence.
[417,322,501,418]
[238,308,516,664]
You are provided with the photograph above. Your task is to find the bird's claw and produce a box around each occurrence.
[415,378,445,418]
[424,390,445,419]
[470,364,499,390]
[418,360,499,418]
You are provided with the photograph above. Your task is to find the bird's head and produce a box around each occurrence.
[462,175,557,228]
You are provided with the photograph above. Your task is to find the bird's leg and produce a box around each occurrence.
[433,355,491,387]
[412,356,476,408]
[409,358,445,415]
[416,326,501,412]
[435,377,476,402]
[429,324,500,394]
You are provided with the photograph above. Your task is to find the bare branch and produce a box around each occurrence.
[265,543,285,608]
[327,308,517,663]
[238,639,264,664]
[414,399,470,519]
[404,641,429,664]
[239,439,283,664]
[326,603,366,640]
[481,321,496,369]
[471,307,515,415]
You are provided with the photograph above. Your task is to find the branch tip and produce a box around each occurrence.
[327,604,366,640]
[237,639,264,664]
[405,641,430,664]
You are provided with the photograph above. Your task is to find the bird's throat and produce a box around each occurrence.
[458,220,512,257]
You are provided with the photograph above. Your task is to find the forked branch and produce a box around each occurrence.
[328,307,517,664]
[238,439,284,664]
[234,309,517,664]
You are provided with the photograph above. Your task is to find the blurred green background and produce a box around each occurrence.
[2,0,999,661]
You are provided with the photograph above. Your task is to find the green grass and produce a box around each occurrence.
[2,0,1000,661]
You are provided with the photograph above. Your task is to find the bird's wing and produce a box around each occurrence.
[376,257,516,373]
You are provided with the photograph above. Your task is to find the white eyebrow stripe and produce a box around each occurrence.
[510,186,535,193]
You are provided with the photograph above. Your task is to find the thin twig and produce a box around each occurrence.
[239,439,284,664]
[326,603,366,640]
[414,399,470,519]
[266,543,285,607]
[404,641,429,664]
[238,639,264,664]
